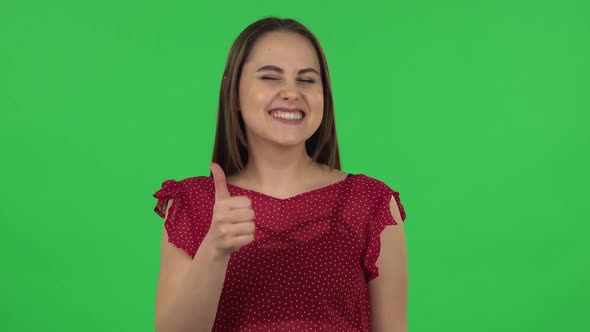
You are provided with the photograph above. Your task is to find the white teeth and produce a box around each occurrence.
[270,111,303,120]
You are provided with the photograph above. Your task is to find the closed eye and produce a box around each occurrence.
[261,76,315,83]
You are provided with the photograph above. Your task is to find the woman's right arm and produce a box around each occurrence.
[155,163,256,331]
[154,199,229,332]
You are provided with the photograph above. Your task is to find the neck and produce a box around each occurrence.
[240,140,321,193]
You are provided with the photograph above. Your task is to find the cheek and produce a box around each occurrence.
[310,90,324,109]
[246,84,274,105]
[240,80,266,101]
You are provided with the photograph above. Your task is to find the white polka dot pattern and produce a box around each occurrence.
[152,173,407,331]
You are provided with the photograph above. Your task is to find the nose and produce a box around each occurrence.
[279,80,300,101]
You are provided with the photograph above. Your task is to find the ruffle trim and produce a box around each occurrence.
[152,179,199,258]
[153,179,181,218]
[364,186,407,282]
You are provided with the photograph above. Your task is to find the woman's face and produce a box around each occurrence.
[238,31,324,148]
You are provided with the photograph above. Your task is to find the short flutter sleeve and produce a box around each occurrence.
[363,184,407,282]
[153,179,199,258]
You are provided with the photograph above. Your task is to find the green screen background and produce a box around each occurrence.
[1,0,588,331]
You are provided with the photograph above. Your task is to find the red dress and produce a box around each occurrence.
[153,173,407,331]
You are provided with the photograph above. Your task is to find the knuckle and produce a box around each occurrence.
[229,239,239,249]
[212,205,223,216]
[217,211,230,223]
[218,226,228,236]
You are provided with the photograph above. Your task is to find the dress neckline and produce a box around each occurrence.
[223,173,359,202]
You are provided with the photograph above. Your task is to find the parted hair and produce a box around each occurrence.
[210,16,341,177]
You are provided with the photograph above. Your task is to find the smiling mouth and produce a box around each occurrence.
[268,110,306,119]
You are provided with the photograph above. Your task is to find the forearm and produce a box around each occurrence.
[155,240,230,332]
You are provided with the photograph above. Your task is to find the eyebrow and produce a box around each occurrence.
[256,65,320,76]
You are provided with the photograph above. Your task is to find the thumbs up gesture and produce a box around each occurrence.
[203,162,256,258]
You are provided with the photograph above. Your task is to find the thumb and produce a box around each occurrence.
[210,162,231,201]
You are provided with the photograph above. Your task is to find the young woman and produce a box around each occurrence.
[153,17,408,332]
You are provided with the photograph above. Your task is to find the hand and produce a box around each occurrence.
[203,162,256,258]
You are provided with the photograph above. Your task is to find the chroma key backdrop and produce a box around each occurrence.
[0,0,588,331]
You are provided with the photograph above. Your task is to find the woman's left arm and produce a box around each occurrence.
[369,197,408,332]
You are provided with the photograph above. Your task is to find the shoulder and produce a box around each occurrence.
[360,174,406,223]
[156,176,215,200]
[162,176,217,213]
[175,176,217,198]
[352,174,406,220]
[351,173,399,197]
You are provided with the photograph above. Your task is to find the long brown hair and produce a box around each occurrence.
[210,16,341,177]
